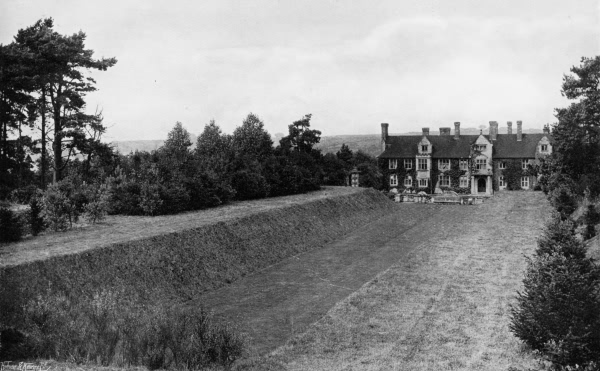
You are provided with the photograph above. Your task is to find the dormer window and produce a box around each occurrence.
[389,159,398,169]
[421,145,428,152]
[476,145,486,151]
[541,144,548,152]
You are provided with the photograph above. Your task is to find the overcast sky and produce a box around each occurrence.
[1,0,599,141]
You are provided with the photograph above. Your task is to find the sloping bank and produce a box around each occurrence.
[0,187,395,322]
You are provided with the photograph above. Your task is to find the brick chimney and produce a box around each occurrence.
[440,127,451,136]
[543,124,550,134]
[507,121,513,135]
[381,123,389,152]
[517,120,523,141]
[422,127,430,136]
[489,121,498,141]
[454,122,460,140]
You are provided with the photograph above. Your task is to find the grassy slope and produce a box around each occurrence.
[195,203,451,355]
[0,187,363,267]
[264,191,550,371]
[0,187,396,326]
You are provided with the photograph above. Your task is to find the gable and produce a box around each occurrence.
[493,133,553,158]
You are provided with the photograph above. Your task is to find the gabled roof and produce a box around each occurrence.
[378,133,554,159]
[493,133,553,158]
[379,135,479,158]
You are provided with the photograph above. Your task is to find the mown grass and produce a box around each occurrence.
[263,191,551,370]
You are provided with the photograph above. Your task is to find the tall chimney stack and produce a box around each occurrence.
[517,120,523,141]
[489,121,498,141]
[454,122,460,140]
[422,127,430,136]
[381,123,389,152]
[543,124,550,134]
[440,127,451,136]
[507,121,513,135]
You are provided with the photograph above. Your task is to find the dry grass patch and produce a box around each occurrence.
[268,191,551,370]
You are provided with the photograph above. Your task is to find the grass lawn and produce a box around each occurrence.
[261,191,550,370]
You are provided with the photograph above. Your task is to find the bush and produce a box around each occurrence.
[550,185,578,219]
[536,215,586,259]
[82,184,110,224]
[511,216,600,368]
[139,182,163,216]
[231,170,269,200]
[41,185,74,231]
[583,205,600,240]
[29,195,46,236]
[9,185,39,204]
[0,207,23,243]
[106,175,143,215]
[157,183,190,215]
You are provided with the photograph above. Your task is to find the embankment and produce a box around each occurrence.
[0,187,395,322]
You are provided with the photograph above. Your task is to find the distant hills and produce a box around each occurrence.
[110,127,542,158]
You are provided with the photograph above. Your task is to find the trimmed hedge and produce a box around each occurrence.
[0,188,395,325]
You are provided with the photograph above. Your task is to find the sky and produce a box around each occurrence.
[1,0,599,141]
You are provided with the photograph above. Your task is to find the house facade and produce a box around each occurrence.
[378,121,553,195]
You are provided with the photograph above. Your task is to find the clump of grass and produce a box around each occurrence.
[0,290,245,369]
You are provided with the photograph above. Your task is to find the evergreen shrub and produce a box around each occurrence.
[28,195,46,236]
[0,207,23,243]
[511,215,600,368]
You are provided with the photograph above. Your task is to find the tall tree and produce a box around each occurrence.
[278,114,321,154]
[162,121,192,166]
[195,120,232,177]
[552,56,600,196]
[14,18,117,183]
[231,113,273,163]
[0,42,36,195]
[336,143,353,166]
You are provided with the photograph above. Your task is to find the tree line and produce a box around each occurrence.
[0,18,381,241]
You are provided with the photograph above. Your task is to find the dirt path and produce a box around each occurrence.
[193,201,473,356]
[269,191,549,370]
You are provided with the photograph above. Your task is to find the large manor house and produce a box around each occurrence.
[377,121,553,195]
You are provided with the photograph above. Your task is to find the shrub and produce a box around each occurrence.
[139,182,163,216]
[29,195,46,236]
[511,216,600,368]
[83,184,110,224]
[550,185,578,219]
[9,185,39,204]
[583,205,600,240]
[157,183,190,215]
[41,185,73,231]
[0,207,23,243]
[231,170,269,200]
[106,175,142,215]
[536,215,586,259]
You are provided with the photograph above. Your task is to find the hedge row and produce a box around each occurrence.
[0,188,395,325]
